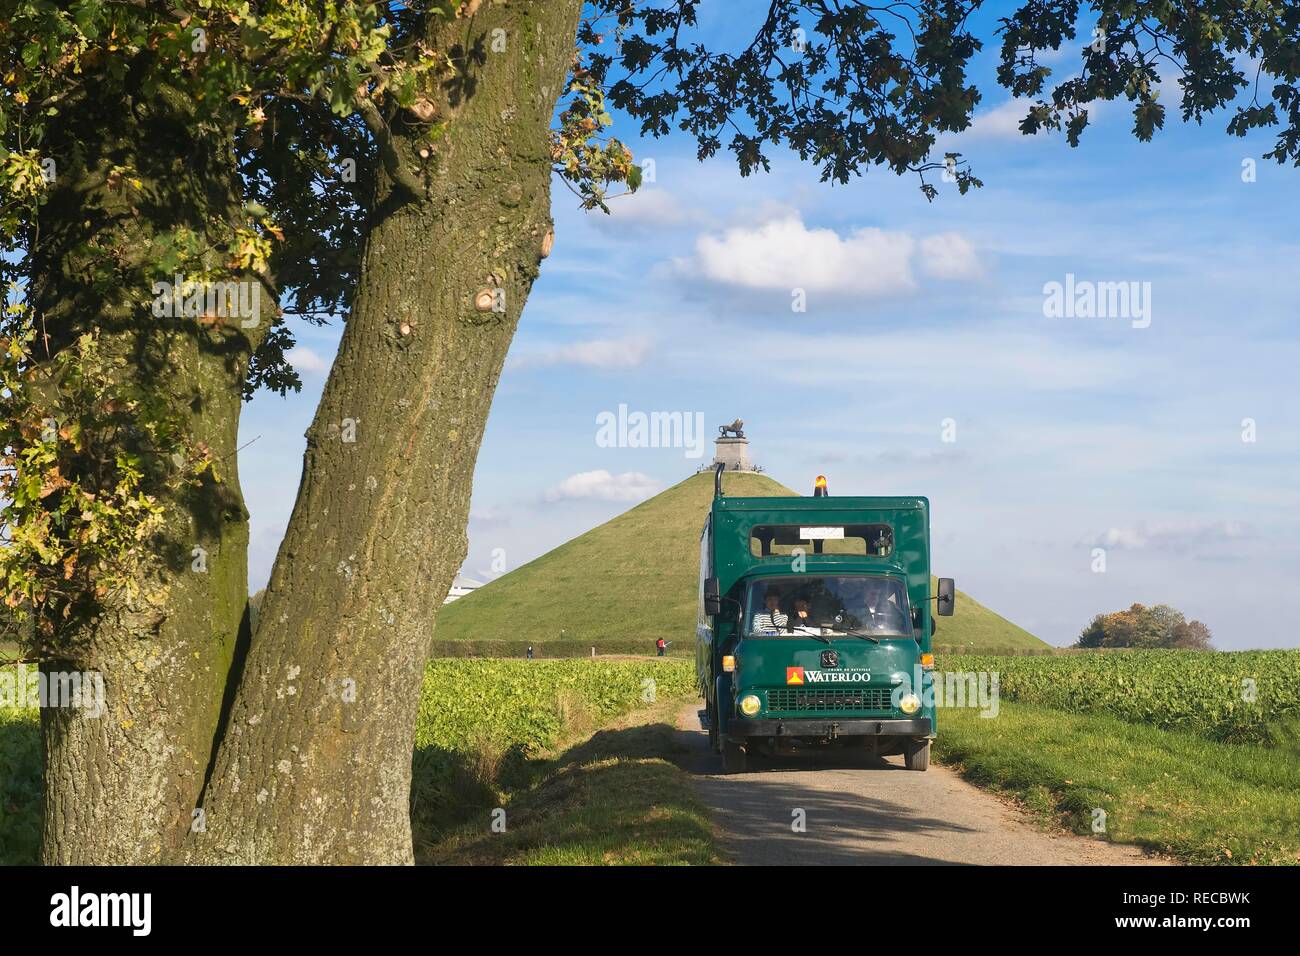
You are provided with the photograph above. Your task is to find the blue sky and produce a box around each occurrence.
[239,6,1300,650]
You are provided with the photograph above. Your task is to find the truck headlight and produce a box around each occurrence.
[739,694,762,716]
[898,693,921,715]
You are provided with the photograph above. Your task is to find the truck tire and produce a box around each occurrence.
[708,700,720,754]
[904,739,930,771]
[722,739,747,774]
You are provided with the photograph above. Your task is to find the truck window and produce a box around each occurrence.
[697,516,712,635]
[749,524,893,558]
[744,575,911,638]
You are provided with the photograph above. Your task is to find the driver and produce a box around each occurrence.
[750,585,788,633]
[832,578,904,632]
[858,578,906,631]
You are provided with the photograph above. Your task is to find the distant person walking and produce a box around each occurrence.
[526,645,534,660]
[656,637,666,657]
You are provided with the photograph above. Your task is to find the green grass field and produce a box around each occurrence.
[436,471,1047,653]
[937,701,1300,864]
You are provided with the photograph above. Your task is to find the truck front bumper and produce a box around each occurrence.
[728,717,931,739]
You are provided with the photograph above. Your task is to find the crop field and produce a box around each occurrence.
[372,658,697,849]
[7,651,1300,865]
[1,658,695,865]
[944,650,1300,744]
[937,699,1300,864]
[413,658,694,754]
[934,649,1300,863]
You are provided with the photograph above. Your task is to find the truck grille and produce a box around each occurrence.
[766,687,895,713]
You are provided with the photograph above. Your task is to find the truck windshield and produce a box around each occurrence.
[744,576,912,638]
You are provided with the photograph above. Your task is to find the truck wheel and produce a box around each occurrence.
[708,701,720,754]
[904,739,930,771]
[722,740,747,774]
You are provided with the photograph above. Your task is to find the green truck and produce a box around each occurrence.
[698,467,954,773]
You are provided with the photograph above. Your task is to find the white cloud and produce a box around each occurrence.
[598,188,698,229]
[941,87,1113,148]
[509,336,652,370]
[1089,521,1253,553]
[683,325,1142,393]
[919,232,981,280]
[960,98,1036,142]
[543,469,662,503]
[682,213,981,294]
[688,215,915,294]
[1093,526,1148,550]
[286,345,329,374]
[468,506,508,525]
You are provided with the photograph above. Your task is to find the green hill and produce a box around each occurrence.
[434,471,1047,655]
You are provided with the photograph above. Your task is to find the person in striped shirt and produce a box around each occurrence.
[751,586,788,633]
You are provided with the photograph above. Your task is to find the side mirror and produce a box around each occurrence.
[936,577,956,617]
[704,577,722,616]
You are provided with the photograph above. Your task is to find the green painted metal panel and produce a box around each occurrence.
[696,492,938,739]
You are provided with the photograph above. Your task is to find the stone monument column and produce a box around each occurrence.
[712,419,753,471]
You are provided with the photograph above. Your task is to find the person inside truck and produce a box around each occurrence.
[838,577,909,634]
[788,595,818,633]
[750,585,788,633]
[809,585,841,625]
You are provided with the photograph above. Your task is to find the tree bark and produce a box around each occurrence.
[31,78,257,864]
[188,0,583,864]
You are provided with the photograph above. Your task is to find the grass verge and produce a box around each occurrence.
[0,703,41,866]
[409,659,695,847]
[418,694,722,866]
[936,700,1300,865]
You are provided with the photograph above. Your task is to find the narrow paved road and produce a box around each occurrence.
[675,703,1165,866]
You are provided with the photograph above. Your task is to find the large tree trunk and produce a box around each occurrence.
[30,79,256,863]
[188,0,582,864]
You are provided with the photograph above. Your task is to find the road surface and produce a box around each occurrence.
[675,703,1165,866]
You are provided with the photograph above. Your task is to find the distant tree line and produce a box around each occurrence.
[1076,604,1213,650]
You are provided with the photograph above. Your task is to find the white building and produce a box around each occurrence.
[443,575,483,604]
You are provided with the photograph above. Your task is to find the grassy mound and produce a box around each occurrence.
[436,470,1046,652]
